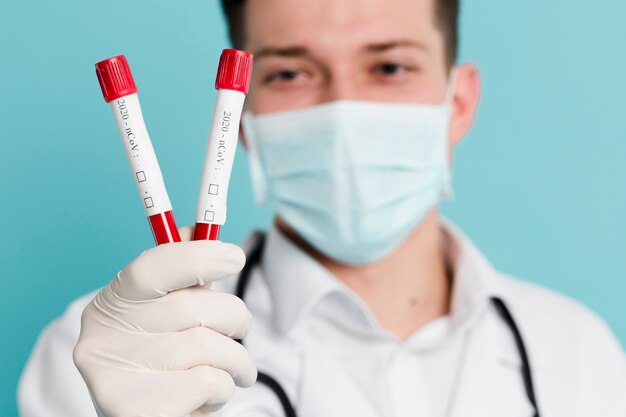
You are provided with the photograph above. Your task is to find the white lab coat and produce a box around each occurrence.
[18,225,626,417]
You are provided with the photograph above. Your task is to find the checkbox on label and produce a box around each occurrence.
[208,184,219,195]
[136,171,146,182]
[204,210,215,222]
[144,197,154,209]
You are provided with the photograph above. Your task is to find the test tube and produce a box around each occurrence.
[193,49,253,241]
[95,55,181,245]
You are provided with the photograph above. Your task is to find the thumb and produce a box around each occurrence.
[191,409,222,417]
[179,226,195,242]
[113,240,246,301]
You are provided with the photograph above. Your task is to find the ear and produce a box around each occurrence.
[449,63,481,147]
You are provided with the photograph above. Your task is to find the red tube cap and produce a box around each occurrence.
[215,49,253,94]
[95,55,137,103]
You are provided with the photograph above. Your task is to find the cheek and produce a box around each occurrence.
[245,86,323,115]
[400,74,449,104]
[245,89,275,115]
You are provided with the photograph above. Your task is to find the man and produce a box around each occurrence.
[19,0,626,416]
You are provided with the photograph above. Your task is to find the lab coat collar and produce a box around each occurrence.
[262,219,507,338]
[262,224,343,335]
[441,220,506,333]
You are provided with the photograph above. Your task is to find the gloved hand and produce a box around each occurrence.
[73,227,256,417]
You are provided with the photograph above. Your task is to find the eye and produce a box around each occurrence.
[372,62,416,79]
[264,69,309,85]
[377,63,403,74]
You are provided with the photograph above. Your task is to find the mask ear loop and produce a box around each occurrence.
[241,112,270,205]
[441,67,458,200]
[445,67,459,107]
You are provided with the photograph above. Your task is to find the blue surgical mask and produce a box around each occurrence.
[242,94,453,265]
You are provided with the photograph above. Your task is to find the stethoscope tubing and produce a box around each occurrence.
[235,232,540,417]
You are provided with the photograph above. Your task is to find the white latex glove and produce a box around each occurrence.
[73,227,256,417]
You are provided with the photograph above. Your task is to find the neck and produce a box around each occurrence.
[276,210,452,340]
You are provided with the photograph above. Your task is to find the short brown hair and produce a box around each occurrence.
[220,0,460,68]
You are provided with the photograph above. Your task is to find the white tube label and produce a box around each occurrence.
[111,94,173,217]
[196,89,246,225]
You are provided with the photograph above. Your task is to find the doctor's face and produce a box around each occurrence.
[241,0,480,145]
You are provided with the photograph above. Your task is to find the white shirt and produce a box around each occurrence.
[18,222,626,417]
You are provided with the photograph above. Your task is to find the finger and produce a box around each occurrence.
[197,403,225,414]
[192,408,222,417]
[105,286,252,337]
[188,366,236,411]
[116,326,257,387]
[175,327,257,387]
[88,366,234,417]
[113,240,246,301]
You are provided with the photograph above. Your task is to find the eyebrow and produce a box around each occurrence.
[253,40,428,61]
[254,47,311,60]
[365,40,428,52]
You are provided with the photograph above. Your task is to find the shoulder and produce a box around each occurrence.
[32,289,99,350]
[497,274,626,411]
[47,289,101,347]
[18,290,100,416]
[498,274,622,352]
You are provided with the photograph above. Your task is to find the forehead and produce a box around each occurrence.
[243,0,442,55]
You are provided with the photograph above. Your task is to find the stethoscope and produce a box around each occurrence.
[235,232,541,417]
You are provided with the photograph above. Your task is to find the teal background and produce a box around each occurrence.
[1,0,625,415]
